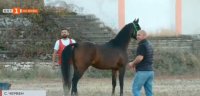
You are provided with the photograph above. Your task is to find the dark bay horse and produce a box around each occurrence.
[61,19,141,96]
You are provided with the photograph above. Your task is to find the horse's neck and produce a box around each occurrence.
[121,40,130,50]
[106,39,130,50]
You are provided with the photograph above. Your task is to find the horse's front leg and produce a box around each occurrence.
[112,70,117,96]
[119,66,125,96]
[71,65,89,96]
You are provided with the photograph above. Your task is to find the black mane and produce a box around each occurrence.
[107,23,133,49]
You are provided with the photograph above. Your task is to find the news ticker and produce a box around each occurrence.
[2,8,39,15]
[0,90,46,96]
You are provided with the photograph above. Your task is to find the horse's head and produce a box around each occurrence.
[110,19,141,48]
[130,18,141,40]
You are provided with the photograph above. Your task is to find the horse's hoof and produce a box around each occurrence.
[71,93,78,96]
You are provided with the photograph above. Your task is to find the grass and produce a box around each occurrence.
[0,65,59,79]
[3,77,200,96]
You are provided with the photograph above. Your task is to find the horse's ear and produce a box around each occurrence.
[133,18,136,22]
[136,18,139,23]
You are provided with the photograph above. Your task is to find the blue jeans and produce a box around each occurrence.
[132,71,154,96]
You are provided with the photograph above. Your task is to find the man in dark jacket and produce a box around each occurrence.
[129,30,154,96]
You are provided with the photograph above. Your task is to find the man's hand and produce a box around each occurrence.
[52,62,59,69]
[128,62,135,72]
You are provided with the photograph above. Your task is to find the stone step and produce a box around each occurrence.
[54,17,86,21]
[54,17,98,23]
[76,33,115,38]
[0,28,14,30]
[0,51,18,54]
[82,36,113,40]
[62,19,101,23]
[54,18,99,22]
[85,37,112,41]
[56,21,103,28]
[149,36,191,40]
[64,15,98,20]
[80,30,115,34]
[88,38,112,43]
[80,35,109,39]
[57,23,105,30]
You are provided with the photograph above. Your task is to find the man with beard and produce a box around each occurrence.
[52,29,76,67]
[52,29,76,95]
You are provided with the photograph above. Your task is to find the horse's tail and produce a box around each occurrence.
[61,43,78,90]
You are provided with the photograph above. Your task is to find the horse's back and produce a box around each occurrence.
[74,42,96,65]
[74,42,128,70]
[94,45,128,69]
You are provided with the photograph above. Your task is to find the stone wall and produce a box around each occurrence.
[0,15,33,60]
[0,16,32,27]
[127,36,200,60]
[0,61,51,71]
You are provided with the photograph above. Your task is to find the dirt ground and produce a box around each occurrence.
[3,76,200,96]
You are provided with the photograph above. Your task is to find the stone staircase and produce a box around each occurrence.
[53,15,116,44]
[1,14,199,61]
[0,15,118,60]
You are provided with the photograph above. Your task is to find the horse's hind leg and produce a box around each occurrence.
[119,67,125,96]
[71,66,88,96]
[112,70,117,96]
[71,69,81,96]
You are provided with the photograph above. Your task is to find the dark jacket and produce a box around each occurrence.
[135,39,153,71]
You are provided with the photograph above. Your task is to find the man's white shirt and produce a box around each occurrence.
[54,38,76,51]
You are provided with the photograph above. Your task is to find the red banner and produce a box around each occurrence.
[0,90,2,96]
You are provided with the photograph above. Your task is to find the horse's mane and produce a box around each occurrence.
[107,23,133,49]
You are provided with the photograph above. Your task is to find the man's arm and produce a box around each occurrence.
[52,50,57,64]
[132,55,144,66]
[128,55,144,71]
[52,40,59,64]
